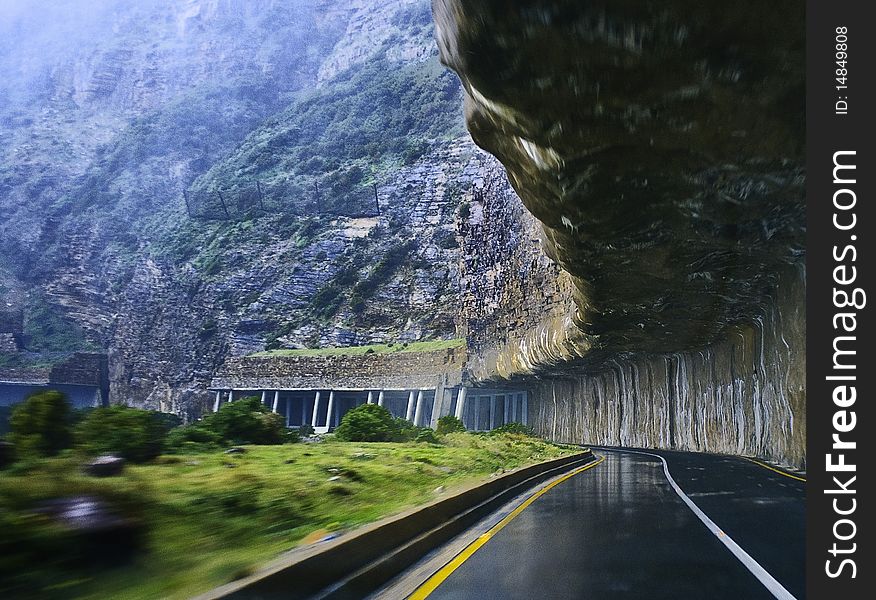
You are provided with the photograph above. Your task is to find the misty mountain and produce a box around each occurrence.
[0,0,483,414]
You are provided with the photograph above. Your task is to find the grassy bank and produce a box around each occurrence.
[0,433,577,599]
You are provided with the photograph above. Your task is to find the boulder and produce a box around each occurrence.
[35,496,128,533]
[84,455,126,477]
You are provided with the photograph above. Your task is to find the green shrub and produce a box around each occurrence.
[75,406,168,462]
[165,426,223,452]
[392,416,417,442]
[490,422,535,437]
[334,404,397,442]
[201,396,285,445]
[297,424,315,437]
[436,415,466,436]
[414,427,439,444]
[8,391,73,457]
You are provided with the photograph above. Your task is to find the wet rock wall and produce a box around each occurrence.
[458,166,805,467]
[525,265,806,467]
[455,165,587,380]
[437,0,806,466]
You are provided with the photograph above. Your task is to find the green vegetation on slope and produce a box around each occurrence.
[21,294,96,353]
[190,55,464,215]
[0,436,577,600]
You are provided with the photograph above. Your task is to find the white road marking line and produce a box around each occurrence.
[605,448,798,600]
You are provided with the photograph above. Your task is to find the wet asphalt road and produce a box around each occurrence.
[422,449,805,600]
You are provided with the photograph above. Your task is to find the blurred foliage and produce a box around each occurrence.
[0,436,577,599]
[334,404,445,444]
[164,425,223,454]
[0,457,148,598]
[7,390,73,457]
[393,416,418,442]
[0,406,11,436]
[74,406,171,463]
[198,396,285,445]
[414,427,439,444]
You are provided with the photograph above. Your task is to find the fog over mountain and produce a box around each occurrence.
[1,0,475,415]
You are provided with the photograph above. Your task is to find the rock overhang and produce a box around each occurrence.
[432,0,805,356]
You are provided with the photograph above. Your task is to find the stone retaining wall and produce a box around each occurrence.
[211,346,466,392]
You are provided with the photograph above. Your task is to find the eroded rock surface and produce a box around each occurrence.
[435,0,806,465]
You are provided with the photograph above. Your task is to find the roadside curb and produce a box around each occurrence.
[195,449,594,600]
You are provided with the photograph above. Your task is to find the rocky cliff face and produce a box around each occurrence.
[435,0,806,465]
[1,0,482,416]
[455,165,804,466]
[456,168,585,380]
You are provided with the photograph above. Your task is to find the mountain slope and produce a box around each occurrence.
[0,0,494,415]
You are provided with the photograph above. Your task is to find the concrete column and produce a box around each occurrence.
[271,390,279,413]
[522,393,528,425]
[228,390,234,403]
[405,391,416,422]
[430,377,447,429]
[213,391,221,412]
[326,391,335,429]
[261,390,267,406]
[504,395,510,425]
[512,395,518,422]
[367,391,374,404]
[454,387,467,423]
[311,391,322,428]
[377,390,385,407]
[285,398,291,427]
[476,396,483,431]
[414,390,425,426]
[430,386,445,429]
[489,395,497,430]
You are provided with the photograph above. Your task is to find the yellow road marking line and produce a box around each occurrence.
[408,455,606,600]
[743,457,807,482]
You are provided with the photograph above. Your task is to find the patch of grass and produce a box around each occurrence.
[249,338,465,358]
[0,353,69,369]
[0,435,579,599]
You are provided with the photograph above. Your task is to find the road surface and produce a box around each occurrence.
[407,448,805,600]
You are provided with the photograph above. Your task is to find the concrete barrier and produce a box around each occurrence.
[196,449,593,600]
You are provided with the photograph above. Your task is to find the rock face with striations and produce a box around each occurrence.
[434,1,806,466]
